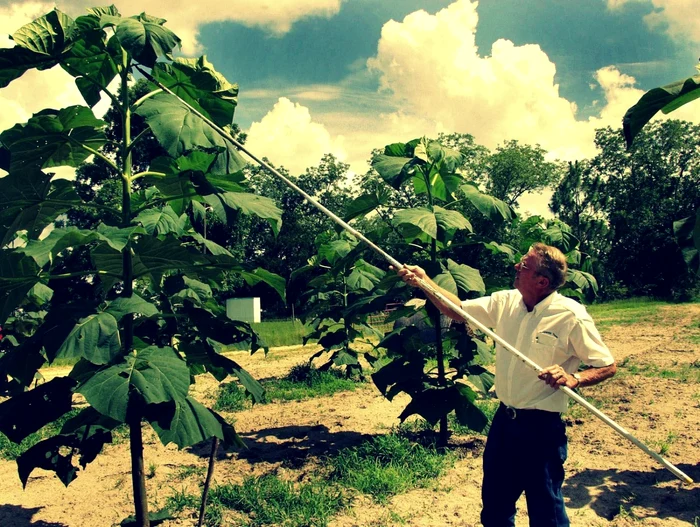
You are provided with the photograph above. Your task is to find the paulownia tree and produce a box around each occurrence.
[0,7,284,526]
[342,138,515,445]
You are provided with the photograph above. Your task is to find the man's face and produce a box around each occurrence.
[513,251,541,294]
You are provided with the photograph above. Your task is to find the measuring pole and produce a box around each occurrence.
[136,68,694,485]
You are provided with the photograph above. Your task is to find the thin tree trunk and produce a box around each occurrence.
[129,416,149,527]
[197,437,220,527]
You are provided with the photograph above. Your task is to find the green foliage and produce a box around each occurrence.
[207,474,347,527]
[0,6,285,525]
[328,434,455,503]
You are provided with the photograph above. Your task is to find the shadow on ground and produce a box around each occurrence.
[188,424,371,468]
[565,463,700,524]
[0,505,67,526]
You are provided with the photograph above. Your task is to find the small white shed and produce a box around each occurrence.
[226,297,261,323]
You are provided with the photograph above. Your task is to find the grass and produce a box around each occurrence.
[587,298,668,330]
[167,433,455,525]
[215,363,363,411]
[225,318,308,349]
[328,434,456,503]
[618,357,700,383]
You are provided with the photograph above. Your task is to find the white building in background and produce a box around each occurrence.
[226,297,261,323]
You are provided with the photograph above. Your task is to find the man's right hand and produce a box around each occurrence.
[392,264,427,287]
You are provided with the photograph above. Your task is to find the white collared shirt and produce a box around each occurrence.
[462,289,614,413]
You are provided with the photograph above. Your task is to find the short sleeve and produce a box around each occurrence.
[462,294,500,329]
[569,316,615,367]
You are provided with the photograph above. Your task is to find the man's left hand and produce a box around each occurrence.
[538,365,578,389]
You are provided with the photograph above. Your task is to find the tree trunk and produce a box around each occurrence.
[129,416,150,527]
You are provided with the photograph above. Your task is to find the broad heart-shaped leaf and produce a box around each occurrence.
[453,384,489,432]
[393,206,471,242]
[623,74,700,147]
[346,259,385,292]
[372,154,414,189]
[344,187,390,222]
[317,238,357,265]
[77,346,190,422]
[106,13,180,68]
[11,9,75,56]
[17,427,113,488]
[543,224,579,253]
[136,93,246,175]
[153,56,238,127]
[150,397,242,449]
[460,183,514,223]
[17,224,139,267]
[426,140,464,172]
[200,190,282,236]
[0,252,41,325]
[0,169,82,246]
[0,106,107,172]
[56,312,121,365]
[0,46,61,89]
[398,385,464,425]
[0,376,75,443]
[61,23,121,108]
[134,206,186,236]
[237,267,287,302]
[566,269,598,295]
[434,259,485,297]
[105,294,158,320]
[674,209,700,275]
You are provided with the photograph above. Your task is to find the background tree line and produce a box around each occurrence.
[73,82,700,317]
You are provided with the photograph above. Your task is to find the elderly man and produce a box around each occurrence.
[396,243,616,527]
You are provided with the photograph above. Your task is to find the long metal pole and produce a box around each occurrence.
[137,68,694,485]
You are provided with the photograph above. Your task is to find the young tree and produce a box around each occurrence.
[342,137,514,445]
[0,8,284,526]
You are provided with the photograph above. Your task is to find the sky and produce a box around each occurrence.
[1,0,700,216]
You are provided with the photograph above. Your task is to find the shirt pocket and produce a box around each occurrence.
[531,332,559,365]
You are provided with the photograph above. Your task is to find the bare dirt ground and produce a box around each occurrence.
[0,304,698,527]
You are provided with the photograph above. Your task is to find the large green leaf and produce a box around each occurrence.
[623,73,700,147]
[105,294,159,320]
[0,252,41,325]
[0,376,75,443]
[346,259,385,292]
[0,169,82,246]
[453,384,489,432]
[135,206,186,235]
[344,188,390,221]
[398,386,461,425]
[238,267,286,301]
[200,190,282,236]
[135,93,246,174]
[12,9,75,56]
[0,106,107,171]
[0,46,61,89]
[77,346,190,422]
[460,183,514,223]
[56,312,121,365]
[673,209,700,275]
[372,155,414,189]
[104,13,180,68]
[18,227,103,267]
[153,56,238,127]
[17,427,112,487]
[438,259,485,296]
[150,397,242,448]
[393,206,471,241]
[61,23,121,107]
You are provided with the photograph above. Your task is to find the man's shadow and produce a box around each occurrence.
[0,505,67,527]
[565,463,700,523]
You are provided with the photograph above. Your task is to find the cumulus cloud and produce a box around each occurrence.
[245,97,347,176]
[606,0,700,43]
[0,0,343,55]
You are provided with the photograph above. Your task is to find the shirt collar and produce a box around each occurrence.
[516,290,558,315]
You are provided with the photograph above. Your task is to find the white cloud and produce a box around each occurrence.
[245,97,347,176]
[606,0,700,43]
[1,1,343,55]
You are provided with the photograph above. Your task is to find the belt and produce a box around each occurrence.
[499,402,560,420]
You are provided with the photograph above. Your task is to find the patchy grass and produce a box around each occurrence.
[618,356,700,383]
[587,298,668,330]
[215,363,363,411]
[328,434,456,503]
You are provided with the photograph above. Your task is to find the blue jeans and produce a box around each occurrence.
[481,403,570,527]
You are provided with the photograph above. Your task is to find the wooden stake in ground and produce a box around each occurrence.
[197,437,219,527]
